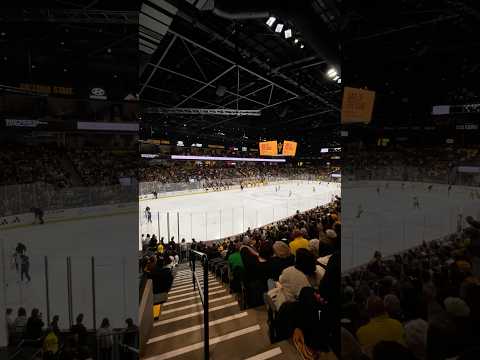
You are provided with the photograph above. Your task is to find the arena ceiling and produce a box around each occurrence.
[0,1,138,102]
[342,0,480,127]
[139,0,342,148]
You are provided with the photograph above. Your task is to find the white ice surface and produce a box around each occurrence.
[139,181,340,247]
[0,212,138,330]
[342,181,480,272]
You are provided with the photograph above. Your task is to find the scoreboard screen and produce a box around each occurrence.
[282,141,297,156]
[259,141,278,156]
[259,140,298,156]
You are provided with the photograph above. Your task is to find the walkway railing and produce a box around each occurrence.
[189,249,209,360]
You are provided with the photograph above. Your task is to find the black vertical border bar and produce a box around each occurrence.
[44,256,50,325]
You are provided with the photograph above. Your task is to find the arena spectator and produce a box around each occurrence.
[42,327,59,359]
[5,308,14,340]
[270,241,295,281]
[70,313,88,348]
[50,315,61,338]
[289,230,309,256]
[257,242,275,285]
[25,308,44,341]
[356,296,406,356]
[341,326,365,360]
[371,341,415,360]
[404,319,428,360]
[13,307,28,338]
[97,318,113,360]
[271,248,323,309]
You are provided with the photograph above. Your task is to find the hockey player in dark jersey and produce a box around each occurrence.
[31,207,44,224]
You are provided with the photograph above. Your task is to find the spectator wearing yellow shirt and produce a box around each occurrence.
[157,243,164,254]
[43,328,59,359]
[356,296,405,356]
[289,230,309,256]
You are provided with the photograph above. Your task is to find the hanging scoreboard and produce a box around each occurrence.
[259,141,278,156]
[282,140,297,156]
[259,140,298,156]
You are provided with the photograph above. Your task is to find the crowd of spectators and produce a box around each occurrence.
[0,145,138,188]
[142,143,259,158]
[0,145,71,188]
[67,149,137,187]
[344,145,480,185]
[139,197,342,358]
[6,307,138,360]
[0,142,337,190]
[138,162,333,185]
[340,215,480,360]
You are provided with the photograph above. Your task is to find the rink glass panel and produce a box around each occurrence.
[139,180,340,247]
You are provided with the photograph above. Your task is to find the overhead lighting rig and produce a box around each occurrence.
[144,107,262,116]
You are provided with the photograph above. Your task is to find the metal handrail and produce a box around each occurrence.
[189,249,209,360]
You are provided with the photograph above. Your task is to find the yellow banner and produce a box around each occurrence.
[259,141,278,156]
[341,87,375,124]
[282,140,297,156]
[19,83,74,96]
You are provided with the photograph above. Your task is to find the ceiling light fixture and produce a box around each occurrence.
[266,16,276,27]
[284,29,292,39]
[327,68,337,78]
[275,23,284,33]
[300,44,305,49]
[294,38,299,44]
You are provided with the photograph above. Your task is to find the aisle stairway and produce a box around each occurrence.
[143,263,299,360]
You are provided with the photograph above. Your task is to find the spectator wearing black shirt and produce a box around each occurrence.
[70,313,88,348]
[257,242,275,286]
[270,241,295,281]
[148,257,174,301]
[25,308,44,340]
[122,318,138,360]
[50,315,61,338]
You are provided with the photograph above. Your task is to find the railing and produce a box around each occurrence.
[189,250,209,360]
[0,240,133,330]
[7,338,43,360]
[0,182,137,217]
[138,174,334,196]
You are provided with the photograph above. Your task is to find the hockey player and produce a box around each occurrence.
[31,207,44,225]
[356,204,363,218]
[427,184,433,192]
[457,214,463,233]
[413,196,420,209]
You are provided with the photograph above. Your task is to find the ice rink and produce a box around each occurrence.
[139,180,340,248]
[342,181,480,272]
[0,211,138,330]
